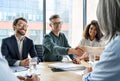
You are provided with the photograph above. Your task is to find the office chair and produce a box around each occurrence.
[34,44,44,62]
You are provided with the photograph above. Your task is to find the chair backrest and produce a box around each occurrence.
[34,44,44,62]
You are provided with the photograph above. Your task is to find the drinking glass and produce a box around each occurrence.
[27,57,38,76]
[89,53,95,67]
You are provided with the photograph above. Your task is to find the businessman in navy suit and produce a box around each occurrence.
[1,17,37,66]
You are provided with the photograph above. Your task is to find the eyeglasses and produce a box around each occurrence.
[17,23,28,28]
[51,22,63,26]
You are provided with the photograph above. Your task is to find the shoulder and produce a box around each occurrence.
[24,36,32,40]
[81,38,87,41]
[105,36,120,56]
[44,32,58,38]
[80,38,88,43]
[60,32,65,36]
[24,36,33,42]
[78,38,88,46]
[98,39,106,46]
[60,32,65,35]
[43,34,53,42]
[2,35,15,42]
[22,37,33,45]
[59,32,67,38]
[44,34,51,37]
[106,36,120,49]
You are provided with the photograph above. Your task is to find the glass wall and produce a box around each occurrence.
[46,0,72,39]
[46,0,83,47]
[0,0,83,47]
[87,0,99,24]
[0,0,43,45]
[0,0,101,47]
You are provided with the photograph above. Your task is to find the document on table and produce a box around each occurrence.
[10,66,28,72]
[48,62,86,71]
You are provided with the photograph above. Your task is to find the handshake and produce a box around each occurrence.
[68,46,85,57]
[68,46,104,57]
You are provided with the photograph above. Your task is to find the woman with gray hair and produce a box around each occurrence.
[82,0,120,81]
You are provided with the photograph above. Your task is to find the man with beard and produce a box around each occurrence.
[1,17,37,66]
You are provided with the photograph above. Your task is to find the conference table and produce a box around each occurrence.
[36,61,89,81]
[14,60,89,81]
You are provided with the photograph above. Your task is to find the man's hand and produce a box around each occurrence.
[74,46,85,57]
[20,58,30,66]
[68,47,85,57]
[72,58,81,64]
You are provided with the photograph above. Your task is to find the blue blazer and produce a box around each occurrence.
[1,35,37,66]
[82,36,120,81]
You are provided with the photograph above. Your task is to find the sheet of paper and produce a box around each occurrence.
[48,62,86,71]
[13,65,41,77]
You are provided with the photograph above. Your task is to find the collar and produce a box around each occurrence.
[50,31,61,37]
[15,34,25,41]
[88,38,96,42]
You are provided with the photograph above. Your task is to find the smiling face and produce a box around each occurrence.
[89,25,97,39]
[50,18,62,33]
[14,20,28,36]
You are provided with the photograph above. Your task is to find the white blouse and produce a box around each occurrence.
[78,38,105,47]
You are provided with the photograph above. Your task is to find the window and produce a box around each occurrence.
[87,0,99,24]
[29,30,43,44]
[0,0,84,47]
[0,0,43,45]
[46,0,83,47]
[0,29,13,44]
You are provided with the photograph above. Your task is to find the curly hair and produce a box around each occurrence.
[83,20,103,41]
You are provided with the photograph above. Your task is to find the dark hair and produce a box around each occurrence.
[49,14,60,22]
[97,0,120,41]
[13,17,27,26]
[83,20,103,41]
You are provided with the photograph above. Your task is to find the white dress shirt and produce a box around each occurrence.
[14,35,24,66]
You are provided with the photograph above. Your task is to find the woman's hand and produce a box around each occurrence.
[84,67,93,74]
[17,74,40,81]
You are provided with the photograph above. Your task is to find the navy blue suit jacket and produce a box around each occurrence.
[1,35,37,66]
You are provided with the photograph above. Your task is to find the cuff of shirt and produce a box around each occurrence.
[66,48,70,53]
[82,73,91,81]
[14,60,20,66]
